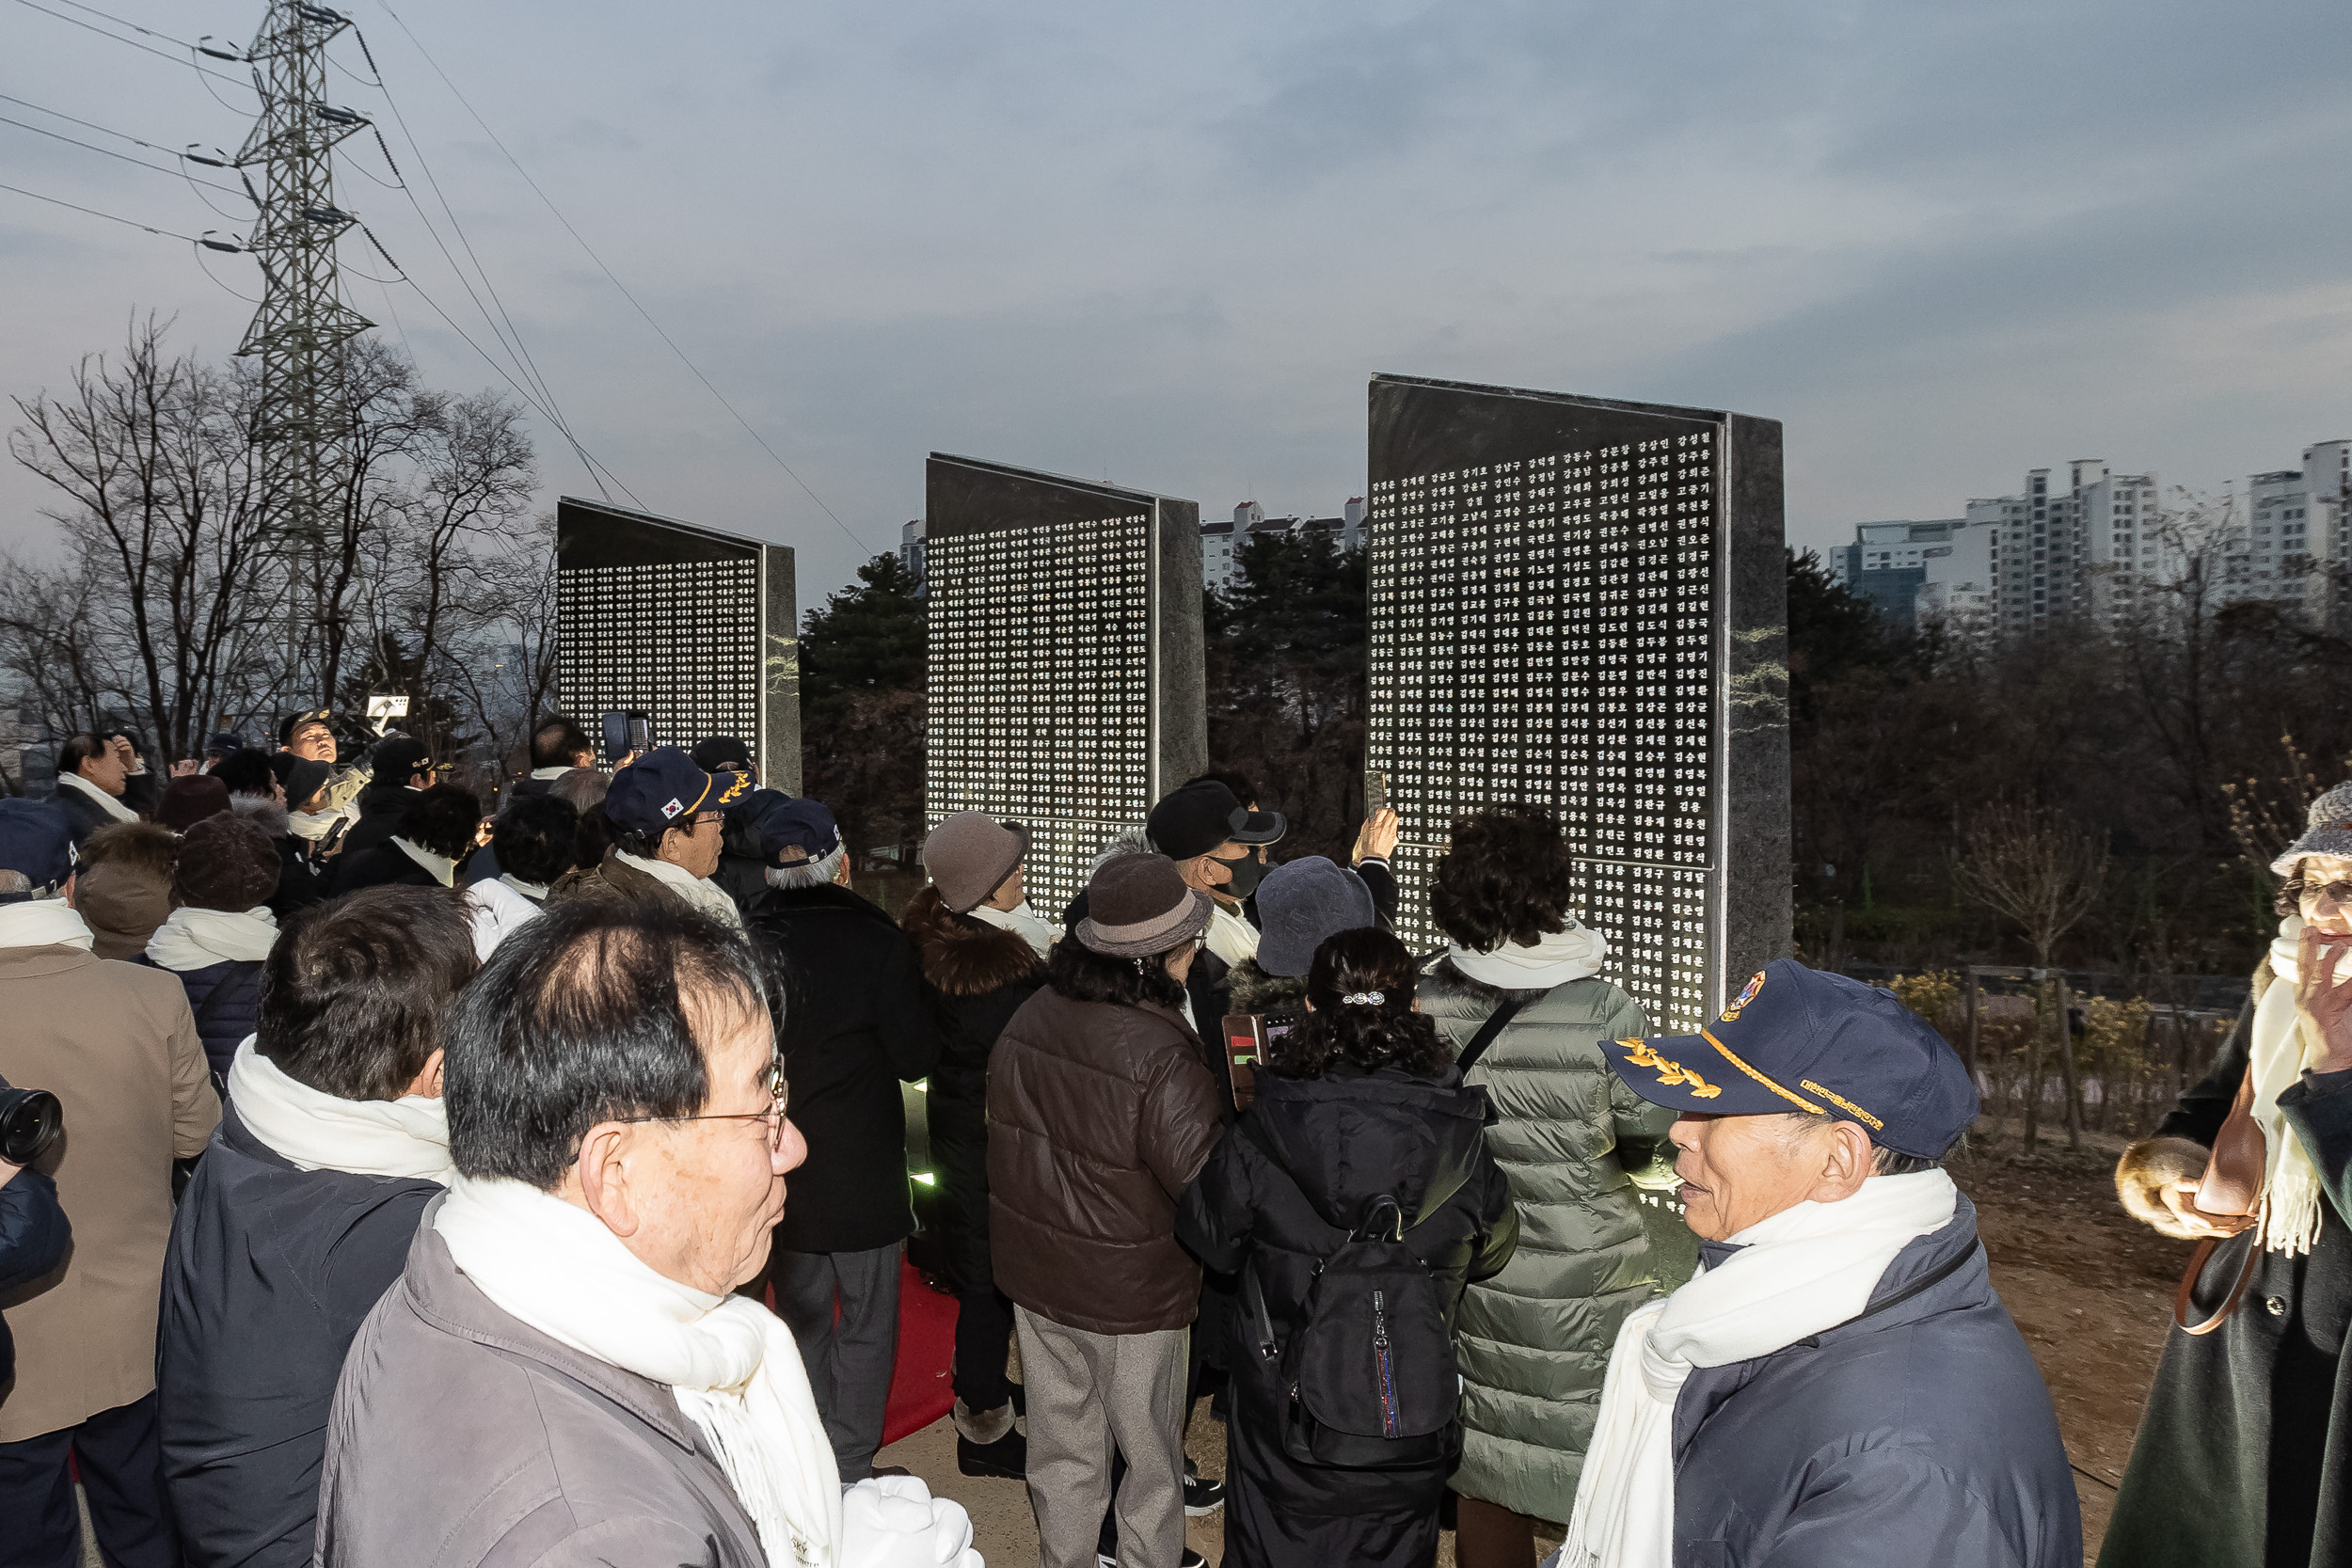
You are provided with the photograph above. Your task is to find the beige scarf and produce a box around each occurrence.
[2254,916,2337,1256]
[616,849,743,929]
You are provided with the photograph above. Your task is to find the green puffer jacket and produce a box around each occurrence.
[1420,958,1684,1523]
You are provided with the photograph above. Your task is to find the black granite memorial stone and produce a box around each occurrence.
[1365,374,1788,1032]
[555,496,802,794]
[925,454,1206,919]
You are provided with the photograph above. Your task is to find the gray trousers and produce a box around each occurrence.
[770,1243,902,1480]
[1015,1306,1189,1568]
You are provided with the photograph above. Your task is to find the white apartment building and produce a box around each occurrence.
[1200,498,1365,597]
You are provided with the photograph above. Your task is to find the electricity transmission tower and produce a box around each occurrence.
[233,1,373,687]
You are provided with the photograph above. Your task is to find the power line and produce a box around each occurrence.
[7,0,249,88]
[372,0,880,551]
[0,112,246,198]
[358,226,644,510]
[358,45,589,490]
[0,178,203,242]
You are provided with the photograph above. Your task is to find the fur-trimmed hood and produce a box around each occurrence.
[902,884,1042,997]
[1227,958,1305,1017]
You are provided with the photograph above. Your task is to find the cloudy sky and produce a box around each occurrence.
[3,0,2347,606]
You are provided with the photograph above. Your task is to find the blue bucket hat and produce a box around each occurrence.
[1599,958,1979,1160]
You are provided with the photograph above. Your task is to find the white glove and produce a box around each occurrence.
[837,1475,982,1568]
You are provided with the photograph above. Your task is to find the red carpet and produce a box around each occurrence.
[882,1257,959,1446]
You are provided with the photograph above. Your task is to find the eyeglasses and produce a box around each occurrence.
[614,1057,790,1150]
[2303,881,2352,908]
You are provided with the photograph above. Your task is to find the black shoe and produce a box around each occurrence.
[1183,1464,1225,1516]
[956,1427,1026,1480]
[1096,1551,1206,1567]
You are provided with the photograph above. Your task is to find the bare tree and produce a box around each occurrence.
[7,318,282,757]
[1954,799,2112,1148]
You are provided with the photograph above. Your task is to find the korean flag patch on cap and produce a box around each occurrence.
[661,797,685,820]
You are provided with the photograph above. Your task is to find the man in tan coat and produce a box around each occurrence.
[0,797,219,1568]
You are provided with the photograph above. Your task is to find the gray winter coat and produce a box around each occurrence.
[1420,958,1680,1520]
[1673,1195,2080,1568]
[315,1200,767,1568]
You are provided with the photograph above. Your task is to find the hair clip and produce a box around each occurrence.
[1342,990,1386,1006]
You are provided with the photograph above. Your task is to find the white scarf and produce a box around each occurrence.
[500,874,549,901]
[617,849,744,929]
[2254,916,2335,1256]
[0,898,96,952]
[145,904,278,969]
[226,1036,454,1183]
[466,877,545,961]
[529,766,572,782]
[969,899,1055,958]
[57,771,137,824]
[434,1176,841,1567]
[286,808,341,843]
[1204,899,1259,966]
[392,836,456,887]
[1450,919,1610,990]
[1560,1170,1959,1568]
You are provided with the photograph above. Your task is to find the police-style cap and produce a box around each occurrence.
[604,747,745,838]
[1599,958,1979,1160]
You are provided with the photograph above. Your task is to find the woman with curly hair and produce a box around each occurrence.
[1179,927,1518,1567]
[2103,784,2352,1567]
[1417,803,1681,1568]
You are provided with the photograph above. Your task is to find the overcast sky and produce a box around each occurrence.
[3,0,2348,608]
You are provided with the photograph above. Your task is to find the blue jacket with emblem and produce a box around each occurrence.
[1670,1194,2080,1568]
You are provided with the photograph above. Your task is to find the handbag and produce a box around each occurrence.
[2171,1067,2266,1336]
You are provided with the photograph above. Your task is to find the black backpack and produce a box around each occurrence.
[1242,1122,1470,1471]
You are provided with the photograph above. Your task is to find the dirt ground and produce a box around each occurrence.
[884,1122,2181,1566]
[1954,1122,2190,1561]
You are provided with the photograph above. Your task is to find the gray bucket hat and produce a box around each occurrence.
[1255,856,1378,978]
[2272,782,2352,876]
[1076,852,1213,958]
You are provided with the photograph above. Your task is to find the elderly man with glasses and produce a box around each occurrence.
[315,897,979,1568]
[547,747,747,929]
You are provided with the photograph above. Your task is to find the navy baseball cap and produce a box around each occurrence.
[203,732,246,759]
[0,800,76,897]
[750,795,844,866]
[604,747,747,838]
[1600,958,1979,1160]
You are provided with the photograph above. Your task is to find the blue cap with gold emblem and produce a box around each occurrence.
[604,747,748,839]
[1598,958,1979,1160]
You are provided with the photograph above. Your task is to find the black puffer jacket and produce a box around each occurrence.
[901,886,1042,1296]
[745,881,939,1255]
[337,782,417,862]
[1178,1063,1518,1567]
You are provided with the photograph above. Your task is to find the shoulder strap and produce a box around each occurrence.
[1454,997,1529,1077]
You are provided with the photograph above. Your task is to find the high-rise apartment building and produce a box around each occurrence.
[1200,498,1365,597]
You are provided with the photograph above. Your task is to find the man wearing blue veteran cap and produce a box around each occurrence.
[548,748,747,929]
[1558,959,2081,1568]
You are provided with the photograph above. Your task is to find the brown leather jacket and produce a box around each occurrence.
[986,988,1225,1336]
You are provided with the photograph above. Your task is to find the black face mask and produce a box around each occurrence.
[1210,847,1263,899]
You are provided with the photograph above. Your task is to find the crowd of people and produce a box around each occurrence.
[1,711,2346,1568]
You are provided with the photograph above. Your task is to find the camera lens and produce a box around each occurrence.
[0,1087,63,1167]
